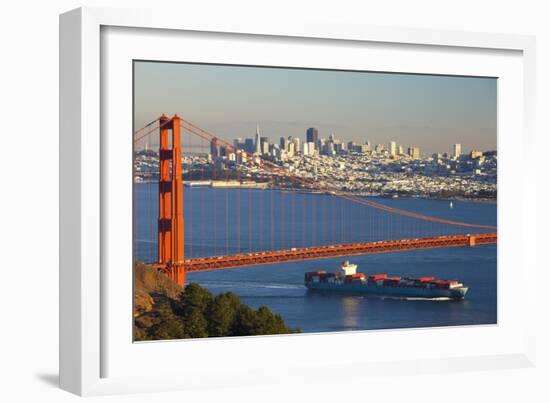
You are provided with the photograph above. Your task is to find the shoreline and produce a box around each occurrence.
[135,180,496,204]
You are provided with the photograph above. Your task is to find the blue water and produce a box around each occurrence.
[135,185,497,332]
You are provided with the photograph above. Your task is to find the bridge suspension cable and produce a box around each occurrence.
[133,118,160,136]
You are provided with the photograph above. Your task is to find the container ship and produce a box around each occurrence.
[305,261,468,300]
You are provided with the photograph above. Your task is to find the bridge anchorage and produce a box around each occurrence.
[134,114,497,288]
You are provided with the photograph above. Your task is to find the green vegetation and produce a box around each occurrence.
[135,282,300,341]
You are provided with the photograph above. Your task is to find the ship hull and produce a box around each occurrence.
[306,282,468,300]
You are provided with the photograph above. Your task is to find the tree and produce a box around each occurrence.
[176,283,213,317]
[232,304,300,336]
[135,282,300,340]
[133,326,151,341]
[232,305,259,336]
[255,306,291,335]
[148,303,185,340]
[183,309,209,338]
[207,292,241,337]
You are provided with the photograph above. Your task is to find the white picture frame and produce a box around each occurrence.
[60,6,537,396]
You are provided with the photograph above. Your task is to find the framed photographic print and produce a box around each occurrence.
[60,7,537,396]
[132,61,498,340]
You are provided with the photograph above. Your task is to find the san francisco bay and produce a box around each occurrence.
[135,184,497,333]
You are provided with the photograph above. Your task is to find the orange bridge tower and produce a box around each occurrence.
[158,114,185,286]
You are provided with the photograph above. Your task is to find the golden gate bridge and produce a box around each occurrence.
[133,114,497,287]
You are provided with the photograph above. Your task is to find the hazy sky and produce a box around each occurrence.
[134,61,497,155]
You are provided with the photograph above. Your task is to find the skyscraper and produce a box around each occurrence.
[302,142,309,156]
[292,137,301,155]
[210,137,219,159]
[283,136,290,152]
[260,136,269,155]
[453,143,462,159]
[244,138,254,154]
[306,128,318,145]
[233,138,244,149]
[255,124,261,154]
[288,142,295,158]
[389,141,397,156]
[307,142,316,155]
[408,146,421,159]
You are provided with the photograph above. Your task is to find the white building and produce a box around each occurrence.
[292,137,300,155]
[254,124,261,154]
[453,143,461,159]
[307,141,316,155]
[389,141,397,156]
[408,146,421,159]
[288,142,295,158]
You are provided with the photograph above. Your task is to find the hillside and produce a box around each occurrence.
[133,263,183,316]
[133,263,300,341]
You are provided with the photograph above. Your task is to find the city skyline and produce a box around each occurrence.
[141,120,489,159]
[134,61,497,155]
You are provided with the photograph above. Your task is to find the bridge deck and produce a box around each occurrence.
[151,233,496,273]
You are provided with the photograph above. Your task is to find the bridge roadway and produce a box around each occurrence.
[151,233,497,273]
